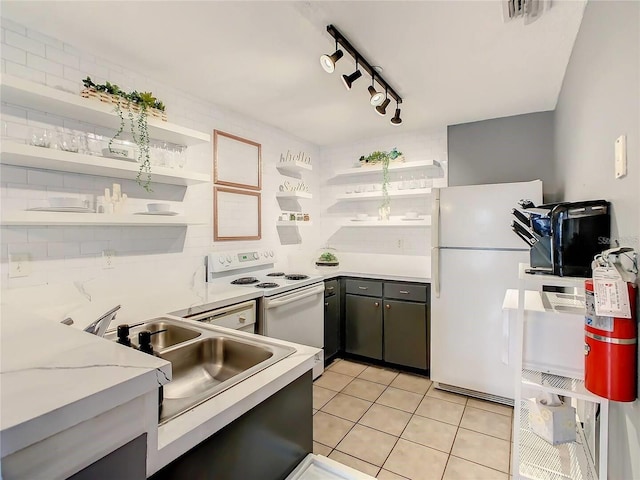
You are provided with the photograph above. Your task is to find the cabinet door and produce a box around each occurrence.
[324,294,340,360]
[384,300,428,369]
[345,294,382,359]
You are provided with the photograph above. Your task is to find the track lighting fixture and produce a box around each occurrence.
[342,61,362,90]
[320,40,344,73]
[368,76,385,106]
[376,90,391,116]
[390,102,402,125]
[320,24,403,126]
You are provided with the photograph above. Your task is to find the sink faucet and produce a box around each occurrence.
[62,305,122,337]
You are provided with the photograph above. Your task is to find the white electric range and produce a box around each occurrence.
[206,249,325,378]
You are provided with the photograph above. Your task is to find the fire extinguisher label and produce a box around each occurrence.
[592,266,633,318]
[585,289,614,332]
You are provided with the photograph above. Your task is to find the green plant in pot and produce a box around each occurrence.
[82,77,167,192]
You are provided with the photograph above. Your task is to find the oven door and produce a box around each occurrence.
[263,283,325,378]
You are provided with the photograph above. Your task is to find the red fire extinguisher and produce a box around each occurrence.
[584,279,637,401]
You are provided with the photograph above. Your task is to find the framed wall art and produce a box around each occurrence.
[214,186,261,241]
[213,130,261,190]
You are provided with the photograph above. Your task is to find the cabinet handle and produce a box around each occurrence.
[327,286,334,291]
[374,302,379,307]
[358,286,368,290]
[399,290,410,294]
[325,302,329,306]
[386,304,391,309]
[239,316,246,324]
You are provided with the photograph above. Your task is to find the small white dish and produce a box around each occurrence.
[404,211,419,219]
[355,214,369,221]
[134,211,179,216]
[147,203,171,213]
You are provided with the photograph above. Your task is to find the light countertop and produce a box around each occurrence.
[0,306,171,457]
[321,270,431,284]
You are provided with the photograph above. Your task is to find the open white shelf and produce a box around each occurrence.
[1,212,205,226]
[519,264,588,290]
[1,75,210,146]
[518,399,598,480]
[276,191,312,199]
[276,221,313,227]
[333,160,442,178]
[521,369,602,403]
[342,216,431,227]
[336,188,432,201]
[276,161,312,175]
[1,142,211,186]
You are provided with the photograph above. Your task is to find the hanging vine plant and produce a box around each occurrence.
[358,147,402,218]
[82,77,166,192]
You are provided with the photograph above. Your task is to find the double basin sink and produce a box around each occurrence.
[107,318,295,424]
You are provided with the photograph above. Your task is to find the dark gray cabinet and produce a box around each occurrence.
[384,299,428,369]
[324,279,340,363]
[345,294,383,359]
[343,278,429,370]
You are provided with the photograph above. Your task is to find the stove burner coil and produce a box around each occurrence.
[231,277,259,285]
[256,282,280,288]
[285,274,309,281]
[266,272,285,277]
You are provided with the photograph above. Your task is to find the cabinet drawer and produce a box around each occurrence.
[384,283,428,303]
[324,280,338,297]
[346,279,382,297]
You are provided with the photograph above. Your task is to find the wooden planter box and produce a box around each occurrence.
[81,88,167,122]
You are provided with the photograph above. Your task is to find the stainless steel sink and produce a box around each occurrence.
[107,317,296,424]
[161,337,274,399]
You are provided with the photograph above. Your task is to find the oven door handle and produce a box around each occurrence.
[265,284,325,309]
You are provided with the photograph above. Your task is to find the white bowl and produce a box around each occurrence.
[49,197,83,208]
[147,203,171,213]
[356,214,369,221]
[404,211,419,219]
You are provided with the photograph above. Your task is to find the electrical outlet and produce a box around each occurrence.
[397,239,403,249]
[102,250,116,269]
[9,253,31,278]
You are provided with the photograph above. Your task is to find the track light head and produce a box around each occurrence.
[342,69,362,90]
[368,85,385,106]
[376,97,391,116]
[320,49,343,73]
[390,107,402,125]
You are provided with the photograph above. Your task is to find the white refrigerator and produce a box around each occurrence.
[430,180,543,401]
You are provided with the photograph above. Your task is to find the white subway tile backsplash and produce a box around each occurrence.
[47,241,80,258]
[45,45,79,68]
[27,29,64,49]
[45,74,79,94]
[5,60,46,83]
[1,165,28,184]
[1,18,26,35]
[1,227,29,243]
[27,169,64,187]
[5,30,45,56]
[27,52,64,77]
[2,43,26,65]
[79,59,109,80]
[29,227,66,243]
[80,240,108,255]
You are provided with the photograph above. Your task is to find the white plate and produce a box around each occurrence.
[28,207,95,213]
[401,217,423,221]
[134,211,179,216]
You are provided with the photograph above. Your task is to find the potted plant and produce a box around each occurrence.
[358,148,403,220]
[81,77,167,192]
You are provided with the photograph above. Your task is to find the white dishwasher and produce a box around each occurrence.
[186,300,256,333]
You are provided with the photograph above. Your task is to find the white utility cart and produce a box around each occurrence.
[509,263,609,480]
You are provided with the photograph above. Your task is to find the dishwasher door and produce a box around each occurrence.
[187,300,256,333]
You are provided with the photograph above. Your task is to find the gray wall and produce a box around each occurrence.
[554,1,639,479]
[447,111,557,201]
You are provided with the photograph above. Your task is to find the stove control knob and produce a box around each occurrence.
[253,252,259,260]
[226,255,232,263]
[218,255,225,264]
[269,250,274,257]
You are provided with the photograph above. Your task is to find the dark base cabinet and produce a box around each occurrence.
[151,372,312,480]
[69,434,147,480]
[324,279,340,364]
[345,294,383,360]
[384,300,428,370]
[342,279,430,371]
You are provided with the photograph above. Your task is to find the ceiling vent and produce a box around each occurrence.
[503,0,550,24]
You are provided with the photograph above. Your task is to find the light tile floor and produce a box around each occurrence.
[313,359,514,480]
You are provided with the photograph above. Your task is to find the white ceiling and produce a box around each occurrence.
[2,1,586,146]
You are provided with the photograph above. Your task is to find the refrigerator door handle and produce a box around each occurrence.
[501,309,510,365]
[432,188,441,298]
